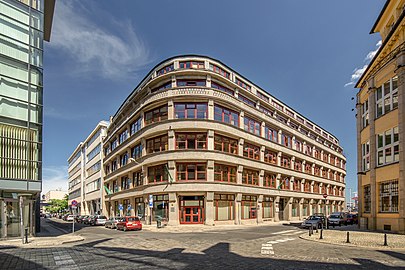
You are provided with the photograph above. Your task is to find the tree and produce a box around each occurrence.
[45,195,68,213]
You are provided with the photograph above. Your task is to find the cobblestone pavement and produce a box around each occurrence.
[1,220,405,269]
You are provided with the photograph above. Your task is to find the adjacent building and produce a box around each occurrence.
[40,189,67,214]
[67,121,108,215]
[0,0,55,238]
[356,0,405,233]
[103,55,346,226]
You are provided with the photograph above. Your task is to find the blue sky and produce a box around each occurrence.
[42,0,384,200]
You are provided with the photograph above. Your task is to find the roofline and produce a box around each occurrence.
[43,0,55,42]
[355,6,405,88]
[67,142,83,163]
[112,54,341,143]
[370,0,390,34]
[82,120,109,145]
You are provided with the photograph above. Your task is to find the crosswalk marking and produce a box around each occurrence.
[261,237,297,256]
[271,229,297,235]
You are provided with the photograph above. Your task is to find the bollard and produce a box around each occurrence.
[346,232,350,243]
[384,233,388,246]
[320,229,323,239]
[24,228,28,244]
[309,225,312,236]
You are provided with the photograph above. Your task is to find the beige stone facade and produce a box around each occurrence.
[103,56,346,226]
[356,1,405,233]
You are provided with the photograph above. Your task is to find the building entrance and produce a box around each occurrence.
[179,196,204,224]
[278,198,286,221]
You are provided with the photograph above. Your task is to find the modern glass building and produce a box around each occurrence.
[0,0,54,238]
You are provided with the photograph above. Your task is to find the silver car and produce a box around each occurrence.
[90,215,107,226]
[104,217,120,229]
[301,215,325,229]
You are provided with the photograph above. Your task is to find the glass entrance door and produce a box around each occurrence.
[179,196,204,224]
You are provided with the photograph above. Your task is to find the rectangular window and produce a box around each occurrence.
[243,143,260,160]
[176,133,207,149]
[120,153,128,166]
[148,164,168,183]
[242,169,259,186]
[214,164,237,183]
[264,149,277,165]
[259,105,273,117]
[257,91,269,102]
[151,81,172,93]
[87,161,101,176]
[379,180,399,213]
[119,129,128,144]
[133,171,143,187]
[272,101,283,111]
[111,139,118,151]
[235,77,251,91]
[146,135,168,154]
[179,61,204,69]
[121,176,131,190]
[263,196,273,219]
[264,126,277,142]
[376,126,399,166]
[86,143,101,162]
[294,159,302,171]
[130,117,142,135]
[131,144,143,160]
[144,105,168,125]
[244,116,261,136]
[214,194,234,221]
[214,134,238,154]
[211,82,234,95]
[281,133,292,148]
[157,64,174,76]
[364,185,371,213]
[361,100,369,128]
[177,79,206,87]
[209,64,230,79]
[263,173,276,188]
[376,77,398,118]
[177,163,206,181]
[281,156,291,169]
[238,94,255,107]
[214,105,239,127]
[174,103,207,119]
[241,195,257,219]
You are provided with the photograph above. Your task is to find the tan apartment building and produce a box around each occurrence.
[67,121,108,215]
[356,0,405,233]
[103,55,346,226]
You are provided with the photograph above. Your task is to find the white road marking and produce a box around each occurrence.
[261,237,296,256]
[271,229,297,235]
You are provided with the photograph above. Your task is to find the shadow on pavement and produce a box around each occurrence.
[378,250,405,261]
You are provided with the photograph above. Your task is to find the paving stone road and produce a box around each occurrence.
[1,219,404,269]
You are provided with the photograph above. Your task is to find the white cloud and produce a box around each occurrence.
[344,40,382,87]
[42,166,68,195]
[51,1,152,80]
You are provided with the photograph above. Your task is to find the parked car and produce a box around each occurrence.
[84,215,94,225]
[328,212,348,227]
[77,215,88,223]
[90,215,107,226]
[66,215,75,222]
[346,213,358,225]
[62,214,70,221]
[301,215,325,229]
[116,216,142,231]
[105,217,120,229]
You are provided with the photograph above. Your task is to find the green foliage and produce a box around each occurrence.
[45,196,68,213]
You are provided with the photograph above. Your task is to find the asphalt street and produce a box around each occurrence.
[0,218,404,269]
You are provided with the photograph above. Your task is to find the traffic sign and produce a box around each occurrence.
[149,195,153,208]
[323,193,328,199]
[127,204,132,210]
[71,200,78,206]
[118,204,123,211]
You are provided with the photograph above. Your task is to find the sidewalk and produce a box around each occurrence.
[300,229,405,249]
[141,220,300,233]
[0,218,84,248]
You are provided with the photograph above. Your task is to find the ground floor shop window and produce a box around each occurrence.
[262,196,273,218]
[241,195,257,219]
[114,201,119,216]
[214,194,234,221]
[135,197,145,220]
[292,199,299,217]
[302,200,309,216]
[153,194,169,221]
[364,185,371,213]
[311,203,317,214]
[123,199,131,216]
[179,196,204,224]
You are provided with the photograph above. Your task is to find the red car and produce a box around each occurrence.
[116,216,142,231]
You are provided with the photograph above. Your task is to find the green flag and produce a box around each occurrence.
[104,185,113,195]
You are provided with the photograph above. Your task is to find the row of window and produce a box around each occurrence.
[363,179,399,213]
[86,161,101,177]
[154,61,340,149]
[86,143,101,163]
[106,130,345,182]
[361,76,398,130]
[107,162,344,197]
[106,102,345,169]
[361,126,399,171]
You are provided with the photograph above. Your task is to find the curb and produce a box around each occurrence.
[61,237,85,245]
[298,233,405,250]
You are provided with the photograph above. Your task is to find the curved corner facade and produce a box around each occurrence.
[103,56,346,226]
